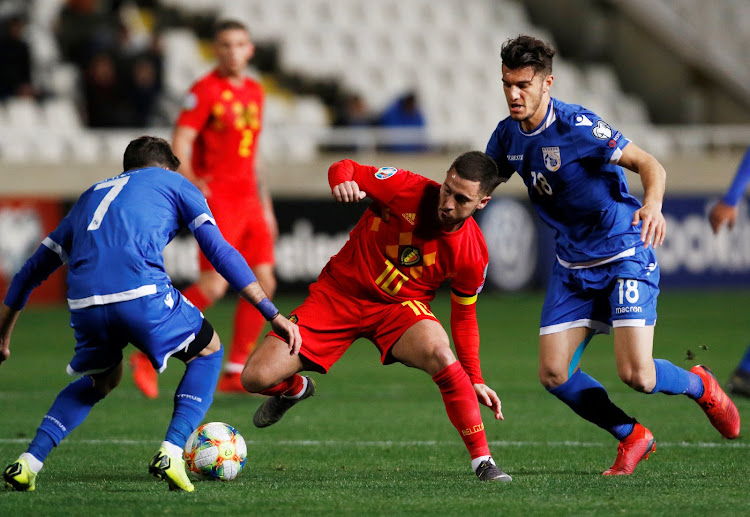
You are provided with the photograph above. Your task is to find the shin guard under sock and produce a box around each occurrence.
[432,361,490,459]
[165,346,223,447]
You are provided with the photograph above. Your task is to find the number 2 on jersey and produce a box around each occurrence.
[87,176,130,231]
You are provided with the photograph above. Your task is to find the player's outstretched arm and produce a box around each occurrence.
[237,281,301,356]
[709,201,738,233]
[709,147,750,233]
[619,142,667,248]
[192,222,302,354]
[0,241,65,366]
[474,383,504,420]
[0,304,20,366]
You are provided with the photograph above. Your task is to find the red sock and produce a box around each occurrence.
[432,361,490,459]
[181,285,212,311]
[259,374,304,397]
[227,298,267,370]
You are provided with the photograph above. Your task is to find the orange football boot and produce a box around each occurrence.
[603,423,655,476]
[691,365,741,439]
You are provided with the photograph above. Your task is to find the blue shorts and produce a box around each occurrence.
[539,249,660,335]
[66,285,204,376]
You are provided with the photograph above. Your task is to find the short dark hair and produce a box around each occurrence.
[213,19,249,39]
[123,136,180,171]
[449,151,501,196]
[501,35,556,76]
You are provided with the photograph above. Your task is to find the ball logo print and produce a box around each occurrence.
[184,422,247,481]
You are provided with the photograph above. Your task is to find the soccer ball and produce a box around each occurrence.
[183,422,247,480]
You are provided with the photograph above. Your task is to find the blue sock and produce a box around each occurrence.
[652,359,704,399]
[548,369,636,440]
[737,344,750,374]
[27,376,105,462]
[165,345,223,448]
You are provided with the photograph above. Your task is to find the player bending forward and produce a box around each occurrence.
[485,35,740,475]
[0,136,299,492]
[241,151,511,482]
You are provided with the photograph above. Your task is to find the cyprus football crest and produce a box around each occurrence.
[542,147,561,172]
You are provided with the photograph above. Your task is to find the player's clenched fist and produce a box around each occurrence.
[332,181,366,203]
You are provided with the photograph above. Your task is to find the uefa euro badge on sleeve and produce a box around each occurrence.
[375,167,398,180]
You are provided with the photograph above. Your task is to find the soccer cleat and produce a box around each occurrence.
[148,446,194,492]
[253,376,316,428]
[726,369,750,399]
[3,457,37,492]
[475,459,512,482]
[691,365,741,439]
[603,423,655,476]
[218,372,246,393]
[130,352,158,399]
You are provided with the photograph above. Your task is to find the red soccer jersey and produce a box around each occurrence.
[176,70,264,199]
[324,160,489,306]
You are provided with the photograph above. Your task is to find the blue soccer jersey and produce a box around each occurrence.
[45,167,215,307]
[486,98,645,264]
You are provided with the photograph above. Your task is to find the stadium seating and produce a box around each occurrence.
[9,0,745,164]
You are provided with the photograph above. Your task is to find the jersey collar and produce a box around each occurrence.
[519,98,556,137]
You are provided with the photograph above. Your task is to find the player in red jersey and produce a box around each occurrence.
[130,20,276,396]
[241,151,512,482]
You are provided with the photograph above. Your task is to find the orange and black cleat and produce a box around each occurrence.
[603,423,655,476]
[691,365,741,439]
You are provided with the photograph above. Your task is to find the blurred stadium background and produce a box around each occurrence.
[2,0,750,300]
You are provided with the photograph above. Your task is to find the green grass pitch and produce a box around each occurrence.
[1,290,749,516]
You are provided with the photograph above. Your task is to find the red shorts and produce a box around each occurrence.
[199,194,274,270]
[270,279,440,373]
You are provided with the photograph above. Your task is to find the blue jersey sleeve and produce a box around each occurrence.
[568,111,630,166]
[4,244,64,310]
[192,223,257,292]
[175,177,217,232]
[723,147,750,206]
[485,127,515,180]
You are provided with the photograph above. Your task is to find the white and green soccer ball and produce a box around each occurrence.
[184,422,247,480]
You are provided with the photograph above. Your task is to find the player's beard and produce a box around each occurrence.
[509,84,546,125]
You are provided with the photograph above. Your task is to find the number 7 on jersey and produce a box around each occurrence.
[87,176,130,231]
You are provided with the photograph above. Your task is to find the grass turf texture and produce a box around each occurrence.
[1,290,749,516]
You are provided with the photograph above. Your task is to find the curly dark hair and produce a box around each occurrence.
[500,35,556,76]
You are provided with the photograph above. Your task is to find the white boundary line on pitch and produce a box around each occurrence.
[0,438,747,448]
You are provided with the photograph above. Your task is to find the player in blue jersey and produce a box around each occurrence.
[709,146,750,397]
[485,35,740,475]
[0,136,301,492]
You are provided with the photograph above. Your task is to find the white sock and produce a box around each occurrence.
[162,441,185,459]
[282,376,308,399]
[471,455,494,473]
[20,452,43,474]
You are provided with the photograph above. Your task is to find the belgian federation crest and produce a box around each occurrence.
[542,147,561,172]
[399,246,422,267]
